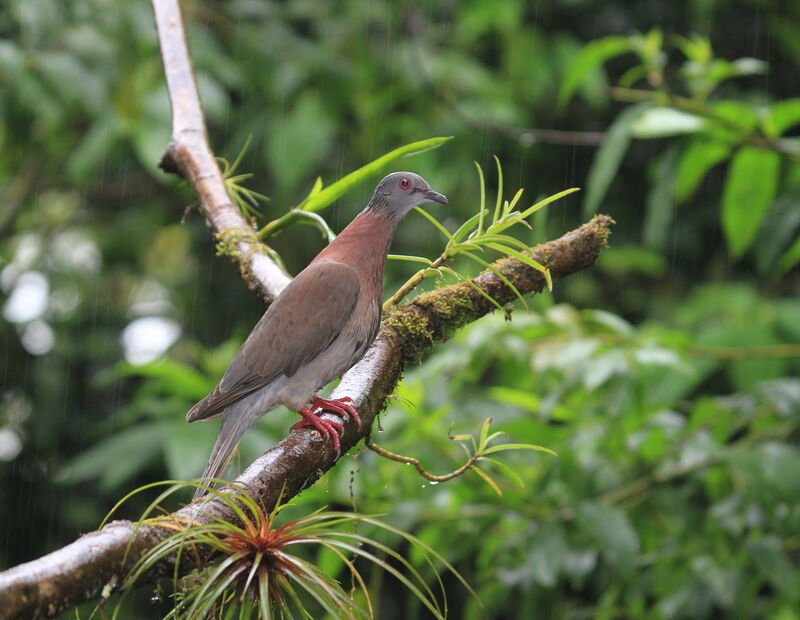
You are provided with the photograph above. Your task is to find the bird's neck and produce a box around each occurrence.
[315,210,399,291]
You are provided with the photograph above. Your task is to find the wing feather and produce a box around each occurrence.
[186,260,360,422]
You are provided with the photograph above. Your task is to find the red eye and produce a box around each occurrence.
[399,177,412,190]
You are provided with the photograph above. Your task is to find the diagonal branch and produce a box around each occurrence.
[153,0,290,302]
[0,216,611,619]
[0,1,614,618]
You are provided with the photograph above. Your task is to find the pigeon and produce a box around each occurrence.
[187,172,447,497]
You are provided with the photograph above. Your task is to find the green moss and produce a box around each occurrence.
[416,285,480,331]
[382,309,435,364]
[214,227,260,260]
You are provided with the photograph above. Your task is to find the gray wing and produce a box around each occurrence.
[186,260,360,422]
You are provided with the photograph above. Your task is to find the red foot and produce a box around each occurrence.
[311,396,361,428]
[293,407,344,454]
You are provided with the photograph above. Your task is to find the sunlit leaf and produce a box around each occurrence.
[298,136,452,212]
[675,138,732,202]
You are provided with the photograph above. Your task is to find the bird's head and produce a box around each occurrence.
[367,172,448,219]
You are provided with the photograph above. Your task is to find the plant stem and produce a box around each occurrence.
[257,209,305,239]
[364,435,482,483]
[383,253,449,309]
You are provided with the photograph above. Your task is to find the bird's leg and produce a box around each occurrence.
[292,406,344,454]
[311,396,361,428]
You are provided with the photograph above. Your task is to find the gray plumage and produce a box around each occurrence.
[188,172,447,498]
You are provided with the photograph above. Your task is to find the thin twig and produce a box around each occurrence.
[364,435,481,483]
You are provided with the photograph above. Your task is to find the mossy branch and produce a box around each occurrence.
[0,214,613,618]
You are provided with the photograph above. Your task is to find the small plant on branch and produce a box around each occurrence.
[103,481,476,619]
[366,417,557,495]
[218,136,270,223]
[384,156,579,312]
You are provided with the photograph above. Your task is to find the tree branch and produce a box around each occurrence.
[0,1,613,617]
[152,0,290,302]
[0,215,612,618]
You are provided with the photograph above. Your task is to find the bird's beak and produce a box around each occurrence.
[423,188,448,204]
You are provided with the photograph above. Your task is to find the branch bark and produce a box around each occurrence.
[0,1,614,617]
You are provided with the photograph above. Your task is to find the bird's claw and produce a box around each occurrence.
[311,396,361,429]
[292,397,361,457]
[293,407,345,455]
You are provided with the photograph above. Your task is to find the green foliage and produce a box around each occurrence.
[387,158,578,308]
[566,28,800,268]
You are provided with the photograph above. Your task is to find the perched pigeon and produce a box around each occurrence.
[187,172,447,497]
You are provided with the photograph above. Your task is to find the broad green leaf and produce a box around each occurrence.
[631,107,705,138]
[558,36,633,108]
[763,98,800,138]
[298,136,452,212]
[675,138,732,201]
[721,147,780,257]
[583,104,649,218]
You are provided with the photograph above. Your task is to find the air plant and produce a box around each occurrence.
[385,156,579,311]
[105,482,476,619]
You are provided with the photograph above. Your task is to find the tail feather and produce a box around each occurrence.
[193,413,253,500]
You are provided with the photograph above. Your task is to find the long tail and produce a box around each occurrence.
[193,412,254,500]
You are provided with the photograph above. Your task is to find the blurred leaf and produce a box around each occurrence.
[116,359,213,401]
[721,147,780,257]
[574,502,639,574]
[529,523,567,587]
[747,537,799,601]
[298,136,452,213]
[66,114,122,182]
[165,420,218,481]
[267,92,335,192]
[675,138,732,202]
[558,36,633,108]
[644,144,679,248]
[754,186,800,273]
[776,235,800,273]
[631,107,705,139]
[57,422,168,490]
[583,104,649,218]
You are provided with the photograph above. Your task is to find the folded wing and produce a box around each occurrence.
[186,260,360,422]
